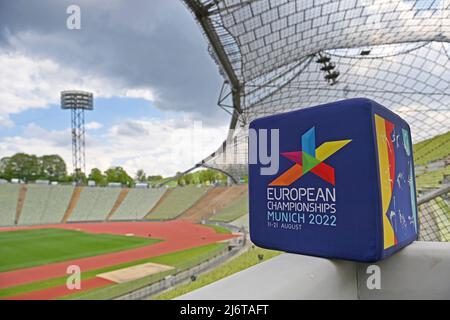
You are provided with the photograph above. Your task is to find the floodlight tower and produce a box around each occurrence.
[61,90,94,184]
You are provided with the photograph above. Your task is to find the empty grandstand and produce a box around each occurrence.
[68,187,121,222]
[0,0,449,301]
[0,184,20,226]
[106,188,131,220]
[146,185,210,220]
[210,191,248,223]
[413,131,450,166]
[19,185,74,225]
[180,185,247,222]
[0,184,249,226]
[230,214,249,231]
[416,167,450,193]
[110,188,166,221]
[61,186,83,223]
[421,198,450,242]
[412,130,450,194]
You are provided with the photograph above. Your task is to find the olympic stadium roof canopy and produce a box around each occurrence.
[183,0,450,181]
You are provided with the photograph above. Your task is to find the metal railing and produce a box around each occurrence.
[418,184,450,242]
[115,239,245,300]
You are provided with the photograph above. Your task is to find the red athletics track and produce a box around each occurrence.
[0,221,235,299]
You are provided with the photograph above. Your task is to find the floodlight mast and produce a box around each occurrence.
[61,90,93,185]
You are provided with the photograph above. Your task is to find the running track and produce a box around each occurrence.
[0,221,235,299]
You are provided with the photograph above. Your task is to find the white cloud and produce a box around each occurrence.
[85,121,103,130]
[0,50,228,176]
[0,115,14,128]
[125,89,157,102]
[0,123,72,164]
[395,106,450,142]
[104,116,227,177]
[0,118,227,177]
[0,51,157,128]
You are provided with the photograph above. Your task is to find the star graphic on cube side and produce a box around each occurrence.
[269,127,352,186]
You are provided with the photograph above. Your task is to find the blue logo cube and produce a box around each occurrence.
[249,98,419,262]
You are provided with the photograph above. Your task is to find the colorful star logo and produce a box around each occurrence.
[269,127,351,186]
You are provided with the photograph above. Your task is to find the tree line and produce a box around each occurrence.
[175,169,227,185]
[0,152,229,186]
[0,153,69,182]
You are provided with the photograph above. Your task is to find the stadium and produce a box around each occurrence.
[0,0,450,300]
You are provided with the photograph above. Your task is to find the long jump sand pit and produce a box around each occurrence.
[97,262,174,283]
[0,221,235,299]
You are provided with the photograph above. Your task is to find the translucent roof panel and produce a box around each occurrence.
[184,0,450,181]
[211,0,449,82]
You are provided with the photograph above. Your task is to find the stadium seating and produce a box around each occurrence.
[0,184,20,226]
[230,213,249,231]
[19,185,74,225]
[146,185,210,220]
[413,131,450,166]
[40,185,74,224]
[110,188,166,220]
[434,197,450,242]
[210,193,248,223]
[68,187,121,222]
[179,185,247,222]
[419,197,450,242]
[416,166,450,193]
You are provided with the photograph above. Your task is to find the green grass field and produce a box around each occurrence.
[0,229,160,273]
[203,224,231,234]
[0,241,226,299]
[61,242,227,300]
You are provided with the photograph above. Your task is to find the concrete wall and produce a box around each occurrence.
[178,241,450,300]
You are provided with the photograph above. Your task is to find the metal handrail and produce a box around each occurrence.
[417,184,450,205]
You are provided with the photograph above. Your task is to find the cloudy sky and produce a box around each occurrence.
[0,0,229,177]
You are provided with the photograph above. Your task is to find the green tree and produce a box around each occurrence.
[136,169,146,182]
[71,170,87,185]
[198,169,216,184]
[0,153,70,182]
[0,157,11,180]
[105,166,133,186]
[193,169,227,184]
[147,175,163,182]
[88,168,107,186]
[39,155,67,180]
[175,171,185,186]
[183,173,194,185]
[216,171,227,183]
[2,153,40,182]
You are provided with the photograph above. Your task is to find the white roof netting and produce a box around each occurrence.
[184,0,450,181]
